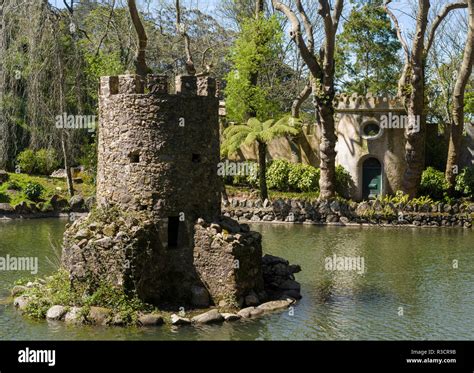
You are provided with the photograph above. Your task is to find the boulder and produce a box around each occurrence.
[138,313,164,326]
[64,307,84,325]
[50,195,69,211]
[87,307,112,325]
[278,279,301,291]
[282,290,302,300]
[13,296,30,311]
[244,292,259,307]
[50,169,67,178]
[171,314,191,326]
[46,305,67,321]
[237,306,264,319]
[11,285,27,296]
[218,216,242,233]
[257,300,292,312]
[0,203,14,213]
[69,195,85,212]
[221,313,241,322]
[191,309,224,324]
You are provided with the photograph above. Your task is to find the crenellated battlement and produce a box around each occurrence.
[96,72,221,223]
[99,74,217,98]
[335,93,405,112]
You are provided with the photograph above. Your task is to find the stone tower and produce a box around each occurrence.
[97,74,221,223]
[63,74,264,308]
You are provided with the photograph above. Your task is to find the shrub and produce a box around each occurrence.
[24,181,44,201]
[35,148,60,175]
[16,148,60,175]
[288,163,320,192]
[266,159,292,191]
[419,167,448,200]
[455,167,474,197]
[6,180,22,191]
[245,162,259,187]
[335,165,353,197]
[17,149,36,174]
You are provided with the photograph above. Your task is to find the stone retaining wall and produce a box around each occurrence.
[223,198,474,228]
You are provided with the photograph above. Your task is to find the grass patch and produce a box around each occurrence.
[0,173,95,207]
[16,269,153,325]
[225,185,321,202]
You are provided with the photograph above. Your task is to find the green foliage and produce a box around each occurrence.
[455,167,474,197]
[17,149,36,174]
[335,0,401,95]
[17,148,59,175]
[223,161,259,188]
[0,172,93,207]
[21,269,150,324]
[225,15,284,122]
[35,149,60,175]
[419,167,449,200]
[266,159,322,193]
[410,195,435,206]
[288,163,320,192]
[335,165,353,198]
[24,181,44,201]
[221,116,301,157]
[5,180,22,191]
[378,190,410,205]
[266,159,292,191]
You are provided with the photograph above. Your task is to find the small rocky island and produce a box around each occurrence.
[12,73,301,327]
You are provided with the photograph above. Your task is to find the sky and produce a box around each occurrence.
[47,0,467,47]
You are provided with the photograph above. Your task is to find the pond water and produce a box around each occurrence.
[0,219,473,340]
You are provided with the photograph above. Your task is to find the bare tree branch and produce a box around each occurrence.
[295,0,314,53]
[272,0,321,77]
[127,0,148,77]
[291,80,312,118]
[383,0,410,59]
[425,0,468,54]
[176,0,195,75]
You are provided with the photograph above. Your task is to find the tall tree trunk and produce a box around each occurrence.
[317,98,337,199]
[401,0,430,197]
[445,0,474,191]
[273,0,342,199]
[385,0,468,197]
[258,141,268,200]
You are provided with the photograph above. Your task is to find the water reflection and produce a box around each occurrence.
[0,220,473,340]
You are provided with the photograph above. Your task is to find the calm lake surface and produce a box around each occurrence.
[1,219,473,340]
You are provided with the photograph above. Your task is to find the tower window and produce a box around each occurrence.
[167,216,180,248]
[129,151,140,163]
[192,154,201,163]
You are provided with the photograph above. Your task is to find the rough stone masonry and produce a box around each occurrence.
[62,74,300,310]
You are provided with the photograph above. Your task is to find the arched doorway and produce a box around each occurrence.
[362,157,382,200]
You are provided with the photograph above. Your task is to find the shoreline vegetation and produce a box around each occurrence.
[0,171,471,228]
